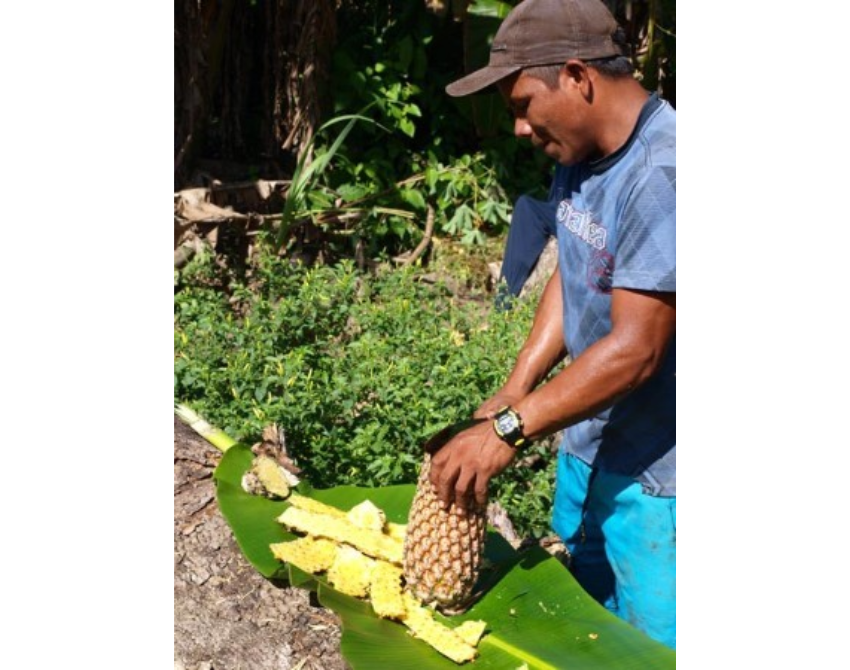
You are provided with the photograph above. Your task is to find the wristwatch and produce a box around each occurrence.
[492,406,528,449]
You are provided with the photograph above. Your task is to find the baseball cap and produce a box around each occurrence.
[446,0,623,97]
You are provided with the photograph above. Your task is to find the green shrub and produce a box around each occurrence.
[175,243,555,537]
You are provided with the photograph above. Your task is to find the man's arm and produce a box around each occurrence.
[429,286,675,507]
[475,267,568,419]
[516,287,675,440]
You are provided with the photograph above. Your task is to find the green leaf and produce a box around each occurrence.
[213,443,675,669]
[213,444,290,578]
[399,117,415,138]
[399,188,426,210]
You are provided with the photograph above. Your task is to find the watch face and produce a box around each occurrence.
[496,412,518,435]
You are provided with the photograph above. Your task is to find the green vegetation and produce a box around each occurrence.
[175,239,555,537]
[268,0,552,261]
[174,0,676,539]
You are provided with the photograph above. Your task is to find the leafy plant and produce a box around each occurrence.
[275,109,387,249]
[175,241,554,537]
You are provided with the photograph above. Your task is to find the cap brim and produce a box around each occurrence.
[445,64,522,97]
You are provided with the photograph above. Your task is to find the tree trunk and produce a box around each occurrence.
[174,0,337,191]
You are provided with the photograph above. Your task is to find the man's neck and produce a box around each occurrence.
[592,79,650,159]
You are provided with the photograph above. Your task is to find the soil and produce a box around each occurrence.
[174,416,349,670]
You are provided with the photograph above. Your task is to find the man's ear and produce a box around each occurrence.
[560,60,593,99]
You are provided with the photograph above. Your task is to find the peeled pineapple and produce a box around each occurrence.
[402,453,487,613]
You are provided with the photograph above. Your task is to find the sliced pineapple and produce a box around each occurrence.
[271,492,488,664]
[386,522,407,542]
[347,499,387,532]
[369,561,406,619]
[243,454,292,498]
[287,492,348,519]
[270,536,338,574]
[327,545,377,598]
[278,506,404,564]
[400,592,478,664]
[454,619,488,647]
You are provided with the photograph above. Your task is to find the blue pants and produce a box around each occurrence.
[496,194,558,309]
[552,453,676,649]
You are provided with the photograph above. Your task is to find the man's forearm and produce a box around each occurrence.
[501,268,568,396]
[515,288,675,440]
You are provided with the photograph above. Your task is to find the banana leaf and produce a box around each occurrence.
[213,442,675,669]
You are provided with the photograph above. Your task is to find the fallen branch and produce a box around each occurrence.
[394,204,435,266]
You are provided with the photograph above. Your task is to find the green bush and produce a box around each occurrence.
[175,243,555,537]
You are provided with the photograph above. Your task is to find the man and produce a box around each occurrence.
[429,0,676,649]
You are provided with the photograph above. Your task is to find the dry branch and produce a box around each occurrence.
[394,205,435,266]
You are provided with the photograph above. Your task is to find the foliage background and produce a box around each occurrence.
[174,0,674,258]
[174,0,675,537]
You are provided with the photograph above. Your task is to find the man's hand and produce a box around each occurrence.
[428,421,516,509]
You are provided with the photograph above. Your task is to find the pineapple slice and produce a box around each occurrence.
[454,620,488,647]
[287,493,348,519]
[386,522,407,542]
[369,561,406,619]
[347,499,387,532]
[278,506,404,564]
[242,455,291,499]
[327,545,376,598]
[270,536,338,574]
[400,592,478,664]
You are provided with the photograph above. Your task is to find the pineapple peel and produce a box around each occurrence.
[272,495,486,664]
[278,506,404,564]
[327,545,376,598]
[270,536,337,574]
[401,593,478,664]
[347,499,387,531]
[242,455,293,499]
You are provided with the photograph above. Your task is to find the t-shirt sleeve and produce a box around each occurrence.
[612,165,676,292]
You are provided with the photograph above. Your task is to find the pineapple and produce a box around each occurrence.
[278,505,404,564]
[402,453,487,613]
[273,491,489,663]
[454,619,488,647]
[242,454,292,499]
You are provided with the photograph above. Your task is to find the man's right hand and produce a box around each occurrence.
[429,420,517,508]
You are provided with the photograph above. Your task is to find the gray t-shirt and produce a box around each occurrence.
[551,93,676,496]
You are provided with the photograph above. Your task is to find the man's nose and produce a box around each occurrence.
[513,117,532,138]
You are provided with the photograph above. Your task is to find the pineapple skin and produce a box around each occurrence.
[402,454,487,611]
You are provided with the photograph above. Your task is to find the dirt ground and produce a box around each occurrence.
[174,416,349,670]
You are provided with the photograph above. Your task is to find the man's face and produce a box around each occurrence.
[498,69,594,166]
